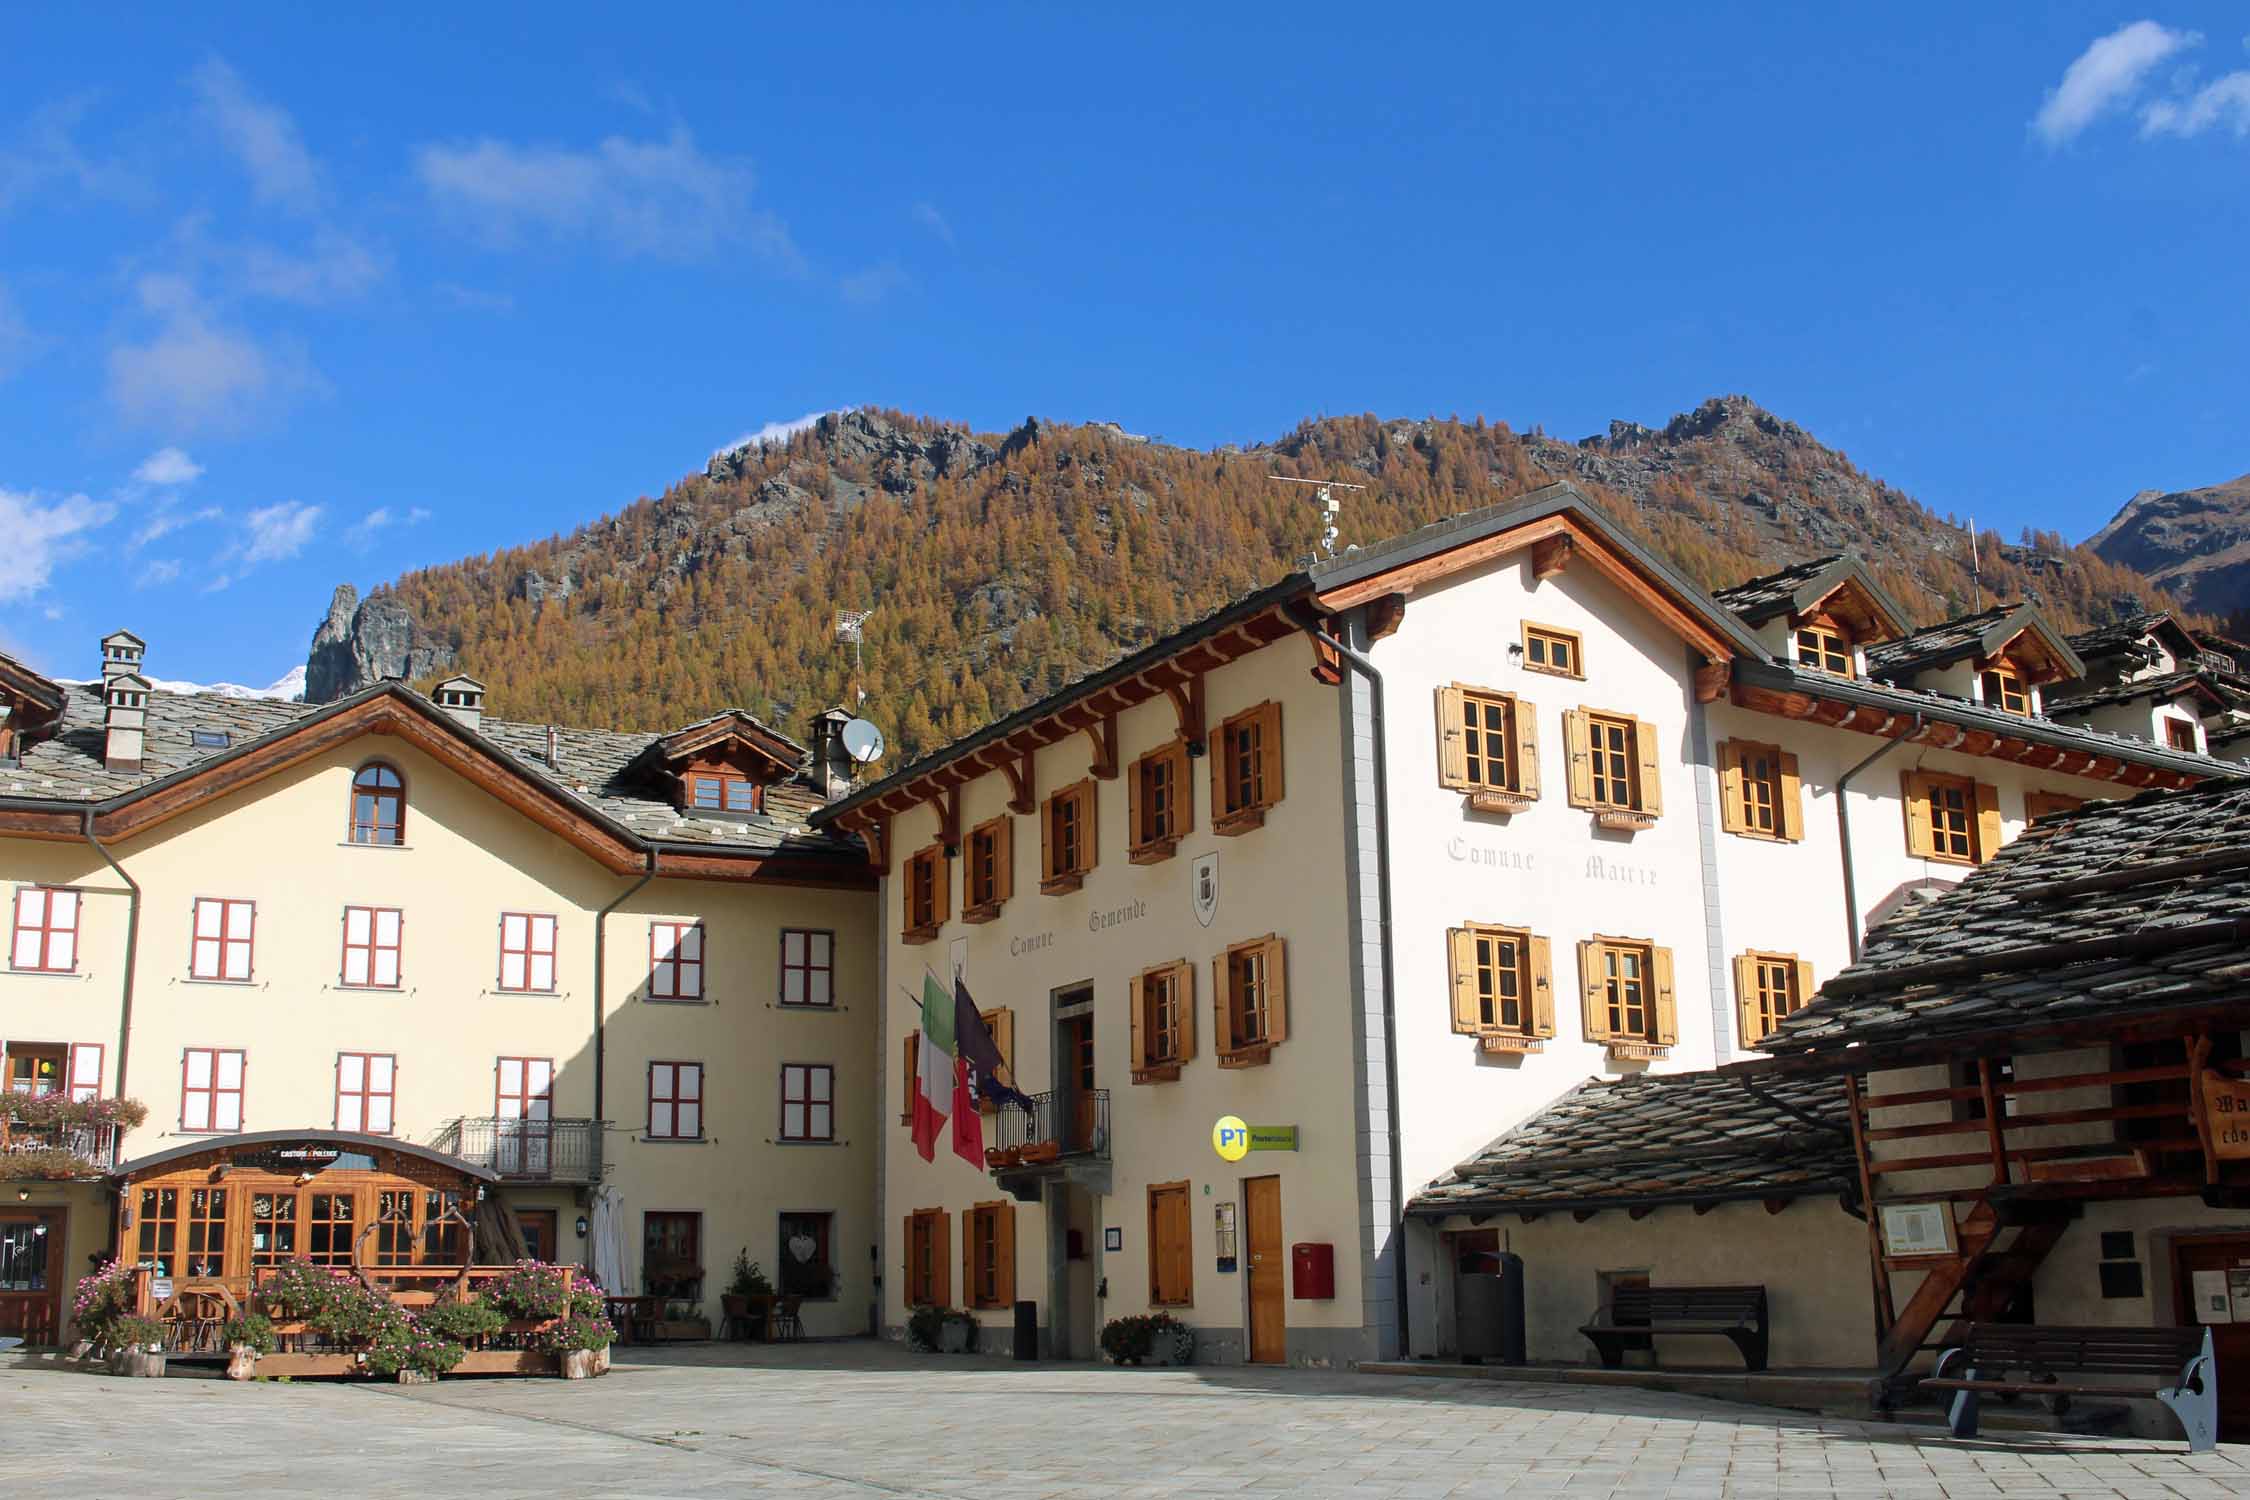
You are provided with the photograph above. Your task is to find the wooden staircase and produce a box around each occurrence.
[1875,1197,2076,1387]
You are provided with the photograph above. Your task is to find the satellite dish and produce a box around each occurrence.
[840,718,886,764]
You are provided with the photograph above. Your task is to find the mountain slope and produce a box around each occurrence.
[303,399,2190,761]
[2085,472,2250,627]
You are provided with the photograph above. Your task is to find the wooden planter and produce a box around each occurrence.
[1020,1142,1060,1165]
[109,1349,167,1378]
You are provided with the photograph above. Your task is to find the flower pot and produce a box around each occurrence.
[396,1368,438,1385]
[110,1348,166,1379]
[226,1346,259,1381]
[561,1348,603,1380]
[595,1344,612,1375]
[937,1319,971,1354]
[69,1340,94,1360]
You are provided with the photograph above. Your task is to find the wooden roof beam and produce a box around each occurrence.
[1003,749,1035,815]
[1318,514,1573,608]
[1083,712,1119,780]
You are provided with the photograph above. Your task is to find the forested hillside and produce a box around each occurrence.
[312,398,2187,760]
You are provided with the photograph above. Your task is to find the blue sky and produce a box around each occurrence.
[2,5,2246,687]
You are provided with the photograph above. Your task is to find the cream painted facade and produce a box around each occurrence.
[3,727,879,1340]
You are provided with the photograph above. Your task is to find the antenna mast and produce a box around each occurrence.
[1269,474,1368,558]
[1968,518,1982,613]
[834,610,873,704]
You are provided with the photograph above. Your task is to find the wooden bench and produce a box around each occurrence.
[1579,1284,1769,1372]
[1922,1324,2217,1453]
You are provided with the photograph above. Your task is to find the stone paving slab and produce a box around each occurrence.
[1,1342,2244,1498]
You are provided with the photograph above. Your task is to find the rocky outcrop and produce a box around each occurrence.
[303,584,455,703]
[2085,474,2250,618]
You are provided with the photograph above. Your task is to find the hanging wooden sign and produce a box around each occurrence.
[2200,1071,2250,1160]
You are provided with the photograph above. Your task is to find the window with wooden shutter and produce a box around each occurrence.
[1717,741,1803,842]
[1213,701,1283,834]
[1216,934,1285,1067]
[1734,951,1815,1048]
[1447,923,1554,1052]
[1148,1181,1194,1308]
[1902,770,1989,864]
[1578,936,1673,1058]
[963,817,1013,921]
[1128,739,1192,863]
[1040,780,1096,893]
[972,1007,1015,1114]
[905,1208,950,1308]
[1794,621,1854,676]
[1435,684,1539,811]
[903,844,947,942]
[1130,960,1194,1083]
[963,1201,1015,1310]
[899,1031,919,1126]
[1564,708,1660,827]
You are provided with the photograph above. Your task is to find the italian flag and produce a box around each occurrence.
[911,970,955,1163]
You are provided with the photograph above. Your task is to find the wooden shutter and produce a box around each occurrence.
[1263,935,1288,1045]
[902,1213,914,1300]
[1212,953,1236,1058]
[995,1203,1017,1307]
[1080,783,1099,871]
[1128,970,1148,1078]
[993,818,1013,902]
[962,1213,975,1310]
[1733,954,1759,1047]
[1563,709,1594,807]
[1174,960,1196,1062]
[1513,700,1541,798]
[1633,718,1663,816]
[1718,742,1747,833]
[1651,946,1678,1045]
[1436,686,1470,788]
[1900,770,1934,858]
[936,1212,951,1308]
[1447,926,1480,1033]
[1577,939,1611,1042]
[932,849,950,926]
[1794,958,1817,1016]
[1126,755,1144,844]
[1777,751,1805,842]
[900,1031,919,1125]
[1040,795,1057,882]
[1528,936,1555,1038]
[1974,782,2003,861]
[1257,701,1284,807]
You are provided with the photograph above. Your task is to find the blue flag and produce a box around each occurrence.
[955,976,1035,1111]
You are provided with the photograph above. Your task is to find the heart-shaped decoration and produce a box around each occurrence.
[788,1233,818,1263]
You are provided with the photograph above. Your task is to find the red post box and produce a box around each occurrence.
[1291,1242,1335,1300]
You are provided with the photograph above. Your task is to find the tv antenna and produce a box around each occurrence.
[1270,475,1366,558]
[835,610,873,704]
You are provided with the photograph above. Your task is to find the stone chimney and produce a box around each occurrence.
[104,673,150,771]
[433,674,487,731]
[811,706,856,801]
[100,629,146,683]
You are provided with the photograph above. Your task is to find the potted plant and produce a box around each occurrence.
[1144,1312,1194,1366]
[940,1309,978,1354]
[107,1315,168,1377]
[1100,1314,1155,1366]
[223,1312,276,1381]
[724,1249,775,1339]
[905,1303,947,1352]
[540,1311,618,1378]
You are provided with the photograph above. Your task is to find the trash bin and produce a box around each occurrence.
[1013,1299,1038,1361]
[1456,1252,1525,1365]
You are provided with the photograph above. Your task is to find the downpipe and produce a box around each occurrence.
[1837,713,1923,960]
[81,808,140,1097]
[594,850,659,1130]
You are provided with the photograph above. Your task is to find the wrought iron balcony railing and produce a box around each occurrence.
[444,1117,602,1183]
[0,1121,120,1176]
[991,1089,1110,1165]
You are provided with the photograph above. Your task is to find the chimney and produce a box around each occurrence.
[100,629,146,683]
[544,725,560,769]
[433,674,487,732]
[811,706,856,801]
[104,673,150,771]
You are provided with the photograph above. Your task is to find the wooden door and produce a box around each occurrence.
[1061,1015,1096,1151]
[516,1209,559,1265]
[0,1208,65,1346]
[1244,1175,1285,1364]
[2172,1234,2250,1441]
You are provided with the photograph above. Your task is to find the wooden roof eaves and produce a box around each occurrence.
[0,655,64,714]
[1797,571,1912,641]
[1756,995,2250,1078]
[1407,1178,1854,1219]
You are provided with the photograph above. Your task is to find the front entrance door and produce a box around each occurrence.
[1244,1175,1284,1364]
[1059,1014,1096,1151]
[0,1207,66,1346]
[2172,1233,2250,1441]
[516,1209,559,1264]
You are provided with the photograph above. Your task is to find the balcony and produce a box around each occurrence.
[0,1120,121,1178]
[442,1117,603,1185]
[987,1089,1109,1203]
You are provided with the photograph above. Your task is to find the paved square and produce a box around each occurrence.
[4,1344,2245,1497]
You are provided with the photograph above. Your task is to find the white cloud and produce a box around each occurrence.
[106,273,322,433]
[714,409,839,459]
[344,504,431,548]
[2033,21,2201,146]
[136,558,182,588]
[408,505,431,523]
[132,447,205,486]
[130,502,221,552]
[0,487,116,603]
[414,127,801,266]
[0,95,142,216]
[191,57,320,211]
[841,262,907,305]
[238,499,321,564]
[238,227,387,303]
[2142,70,2250,137]
[913,201,954,246]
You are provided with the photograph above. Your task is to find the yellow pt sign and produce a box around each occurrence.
[1212,1115,1251,1162]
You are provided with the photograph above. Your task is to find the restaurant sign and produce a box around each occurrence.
[2201,1071,2250,1160]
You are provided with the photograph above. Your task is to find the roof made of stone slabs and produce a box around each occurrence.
[1408,1067,1854,1214]
[1865,605,2015,677]
[2067,612,2185,664]
[2043,669,2229,718]
[1764,777,2250,1058]
[0,681,854,858]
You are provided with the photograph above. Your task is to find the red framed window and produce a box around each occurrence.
[649,921,704,1001]
[181,1048,245,1133]
[66,1042,104,1102]
[341,906,403,988]
[350,762,405,844]
[336,1053,396,1134]
[779,929,834,1007]
[3,1043,65,1096]
[10,886,79,973]
[686,773,761,814]
[498,913,558,993]
[780,1063,834,1142]
[190,898,256,982]
[496,1057,554,1121]
[647,1061,703,1139]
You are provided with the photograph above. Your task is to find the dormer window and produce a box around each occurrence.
[685,772,762,814]
[1795,624,1854,677]
[351,762,405,845]
[1980,664,2029,716]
